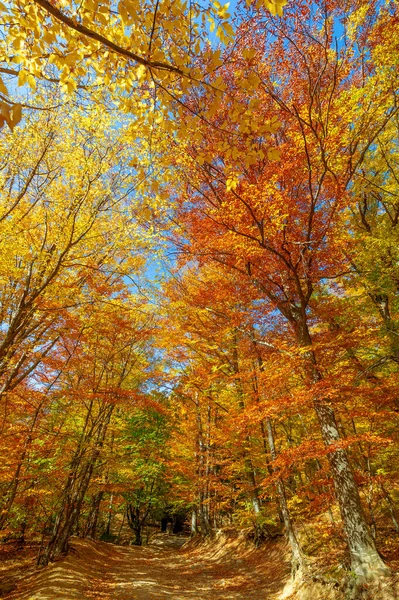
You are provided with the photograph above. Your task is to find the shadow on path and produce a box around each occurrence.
[5,533,290,600]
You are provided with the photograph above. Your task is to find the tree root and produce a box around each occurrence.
[305,573,341,589]
[284,560,397,600]
[342,571,398,600]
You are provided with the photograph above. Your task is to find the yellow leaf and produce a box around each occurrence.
[141,207,152,221]
[0,102,20,131]
[43,28,56,43]
[11,103,22,129]
[0,76,8,96]
[243,48,257,60]
[66,79,77,93]
[27,73,36,90]
[246,72,261,90]
[223,22,234,38]
[226,177,238,191]
[267,148,281,161]
[136,65,146,81]
[18,69,28,86]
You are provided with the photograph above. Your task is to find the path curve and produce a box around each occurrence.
[5,533,291,600]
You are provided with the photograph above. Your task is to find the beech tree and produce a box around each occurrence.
[162,0,397,581]
[0,0,398,596]
[0,102,158,557]
[0,104,149,398]
[159,266,302,553]
[0,0,286,137]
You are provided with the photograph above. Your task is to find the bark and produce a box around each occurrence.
[116,512,125,544]
[296,318,389,579]
[259,420,285,523]
[251,333,304,574]
[265,418,304,576]
[41,454,98,563]
[232,332,262,516]
[126,499,154,546]
[191,507,198,536]
[39,403,114,564]
[0,400,44,529]
[194,392,211,535]
[246,461,261,515]
[126,505,143,545]
[85,491,104,539]
[105,492,114,537]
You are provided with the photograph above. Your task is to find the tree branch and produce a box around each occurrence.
[33,0,187,76]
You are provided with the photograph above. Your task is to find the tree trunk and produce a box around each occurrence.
[232,331,262,516]
[85,491,104,539]
[126,504,143,546]
[39,404,113,565]
[194,392,211,536]
[297,318,389,579]
[251,332,303,574]
[191,507,198,536]
[134,526,142,546]
[41,456,98,563]
[265,418,304,576]
[105,493,114,537]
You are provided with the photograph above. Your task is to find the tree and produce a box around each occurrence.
[39,296,153,563]
[123,406,171,545]
[159,264,304,560]
[0,102,158,555]
[0,0,286,135]
[162,0,397,580]
[0,102,149,398]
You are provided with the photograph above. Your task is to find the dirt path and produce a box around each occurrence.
[4,533,291,600]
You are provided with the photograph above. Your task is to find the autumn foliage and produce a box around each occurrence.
[0,0,398,595]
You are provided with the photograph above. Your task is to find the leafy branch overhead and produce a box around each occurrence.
[0,0,288,132]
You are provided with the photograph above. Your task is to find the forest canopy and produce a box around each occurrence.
[0,0,398,596]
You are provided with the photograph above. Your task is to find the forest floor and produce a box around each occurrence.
[0,531,292,599]
[1,531,398,600]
